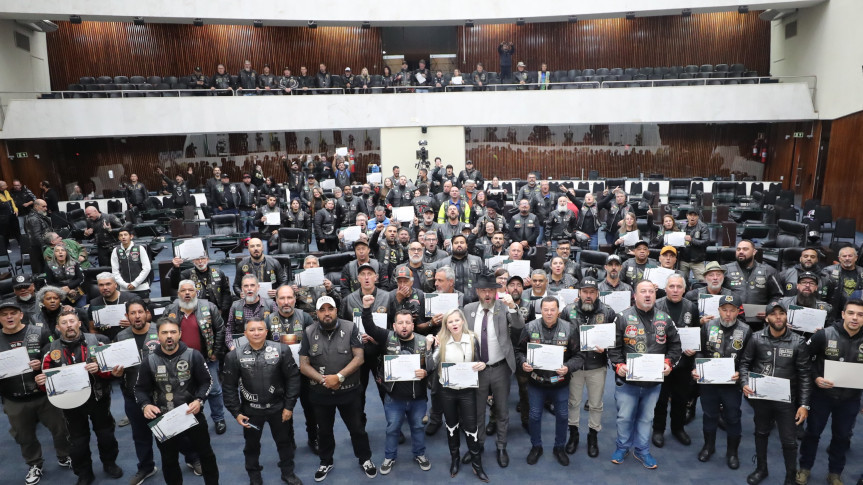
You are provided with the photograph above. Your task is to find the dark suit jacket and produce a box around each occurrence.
[462,299,524,373]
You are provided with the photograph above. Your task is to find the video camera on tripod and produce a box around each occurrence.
[415,140,430,171]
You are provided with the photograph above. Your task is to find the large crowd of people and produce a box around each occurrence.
[0,158,861,485]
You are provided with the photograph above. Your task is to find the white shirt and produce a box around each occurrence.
[110,242,151,291]
[435,332,476,389]
[473,303,503,365]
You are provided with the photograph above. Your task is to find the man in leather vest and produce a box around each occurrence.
[370,223,407,290]
[279,67,299,95]
[435,234,483,303]
[223,318,302,485]
[314,199,339,252]
[87,272,136,341]
[169,254,232,314]
[84,205,123,267]
[797,299,863,485]
[24,198,52,274]
[299,296,376,481]
[723,240,783,327]
[297,66,314,95]
[257,64,276,94]
[508,199,540,250]
[124,173,148,212]
[779,271,832,337]
[134,317,219,485]
[111,227,151,299]
[457,160,484,189]
[156,167,193,208]
[335,186,365,229]
[779,247,826,298]
[37,309,121,484]
[233,237,289,297]
[679,209,712,282]
[237,60,258,95]
[599,254,633,293]
[685,262,738,324]
[210,63,233,95]
[608,280,681,469]
[340,239,379,297]
[821,245,863,321]
[621,240,658,287]
[315,63,333,95]
[397,241,436,295]
[0,300,71,485]
[226,275,277,351]
[560,277,617,458]
[236,173,258,233]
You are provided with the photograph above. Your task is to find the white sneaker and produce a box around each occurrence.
[380,459,395,475]
[25,465,42,485]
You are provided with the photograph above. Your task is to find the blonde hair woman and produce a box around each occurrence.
[427,309,489,482]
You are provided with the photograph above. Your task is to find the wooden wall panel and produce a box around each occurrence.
[457,12,769,75]
[46,22,383,90]
[820,110,863,230]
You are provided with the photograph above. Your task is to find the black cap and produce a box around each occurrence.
[632,239,650,248]
[486,200,499,211]
[0,299,22,311]
[352,239,369,248]
[606,254,622,264]
[766,300,787,314]
[422,206,434,213]
[718,294,741,308]
[798,271,819,284]
[579,277,599,289]
[507,275,524,286]
[686,207,700,215]
[357,262,377,274]
[12,274,32,288]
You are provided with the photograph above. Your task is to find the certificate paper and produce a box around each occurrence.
[695,358,736,384]
[505,260,531,280]
[485,255,506,269]
[392,206,415,224]
[367,173,382,184]
[295,267,325,288]
[747,372,791,402]
[527,343,564,371]
[44,363,90,396]
[257,281,273,300]
[383,354,420,382]
[353,313,388,333]
[600,291,631,313]
[742,304,764,319]
[342,225,363,244]
[555,289,580,306]
[643,267,676,289]
[148,403,199,442]
[451,75,464,85]
[94,305,127,328]
[579,324,616,351]
[626,353,665,382]
[824,360,863,390]
[91,339,142,372]
[264,211,281,226]
[677,327,702,351]
[174,237,207,260]
[788,305,827,333]
[441,362,478,388]
[320,179,336,190]
[622,230,640,247]
[424,293,459,317]
[699,294,724,318]
[0,347,33,379]
[664,232,686,247]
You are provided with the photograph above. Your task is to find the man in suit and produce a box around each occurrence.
[462,273,524,468]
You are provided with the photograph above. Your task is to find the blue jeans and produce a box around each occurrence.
[383,394,427,460]
[614,382,662,454]
[587,233,598,251]
[799,389,860,474]
[206,360,225,423]
[527,384,569,448]
[536,227,545,246]
[240,210,255,233]
[700,384,743,437]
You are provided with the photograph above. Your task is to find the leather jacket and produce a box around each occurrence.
[223,340,300,416]
[739,326,812,407]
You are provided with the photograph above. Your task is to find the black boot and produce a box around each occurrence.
[587,429,599,458]
[698,431,716,462]
[782,445,798,485]
[747,433,770,485]
[467,427,488,482]
[471,453,489,482]
[450,451,461,478]
[727,436,741,470]
[447,424,461,477]
[565,426,579,455]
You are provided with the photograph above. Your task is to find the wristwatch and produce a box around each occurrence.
[801,405,811,411]
[336,373,345,383]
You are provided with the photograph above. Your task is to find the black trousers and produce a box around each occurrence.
[653,361,694,432]
[97,245,113,267]
[749,398,798,447]
[63,395,119,477]
[155,413,219,485]
[441,386,481,454]
[243,411,296,476]
[312,389,372,466]
[428,371,444,425]
[300,376,318,441]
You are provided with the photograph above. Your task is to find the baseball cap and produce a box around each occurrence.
[660,246,677,256]
[632,239,650,248]
[486,200,499,211]
[0,299,22,311]
[766,300,787,314]
[466,160,473,165]
[12,274,32,288]
[718,294,741,308]
[395,266,413,280]
[517,61,526,67]
[357,262,377,274]
[242,173,251,178]
[686,207,700,214]
[422,206,435,214]
[220,173,230,179]
[606,254,622,265]
[704,261,725,274]
[798,271,819,284]
[316,296,337,310]
[579,277,599,289]
[344,67,351,71]
[352,239,369,248]
[507,275,524,286]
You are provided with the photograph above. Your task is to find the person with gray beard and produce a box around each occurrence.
[226,275,277,351]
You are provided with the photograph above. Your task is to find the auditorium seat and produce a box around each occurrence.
[596,68,610,76]
[638,67,653,76]
[85,84,106,98]
[581,68,595,77]
[108,85,126,98]
[147,76,162,85]
[684,65,699,74]
[113,75,129,84]
[714,63,729,73]
[163,76,178,85]
[624,68,637,77]
[79,76,95,85]
[610,68,624,77]
[730,63,746,73]
[96,76,113,84]
[654,67,669,76]
[158,83,177,96]
[700,64,714,73]
[129,76,146,85]
[568,69,580,80]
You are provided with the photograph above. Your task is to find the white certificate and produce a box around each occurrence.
[367,173,382,184]
[44,363,90,396]
[451,75,464,85]
[424,292,459,317]
[695,358,736,384]
[383,354,421,382]
[0,347,33,379]
[392,206,415,224]
[664,232,686,247]
[742,304,764,319]
[527,343,565,371]
[788,305,827,333]
[288,343,301,359]
[342,225,363,244]
[626,353,665,382]
[643,267,676,289]
[92,339,142,372]
[505,260,531,280]
[441,362,478,388]
[824,360,863,390]
[622,230,640,247]
[747,372,791,402]
[174,237,207,260]
[148,403,200,442]
[257,281,273,300]
[678,327,702,351]
[335,147,349,157]
[295,267,325,288]
[264,211,281,226]
[556,289,580,306]
[600,291,631,313]
[153,307,166,316]
[415,73,426,84]
[94,305,127,328]
[579,324,616,351]
[699,294,724,318]
[371,313,388,329]
[320,179,336,190]
[485,255,506,269]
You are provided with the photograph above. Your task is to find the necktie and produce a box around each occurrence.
[480,309,489,363]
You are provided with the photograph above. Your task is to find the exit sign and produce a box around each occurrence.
[15,152,27,158]
[793,132,805,138]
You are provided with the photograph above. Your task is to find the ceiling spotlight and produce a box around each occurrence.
[625,12,636,20]
[253,19,263,28]
[307,20,317,29]
[465,19,475,28]
[568,16,578,23]
[69,15,82,24]
[516,18,525,26]
[193,18,204,27]
[682,9,692,17]
[361,21,370,29]
[133,17,145,26]
[738,5,749,13]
